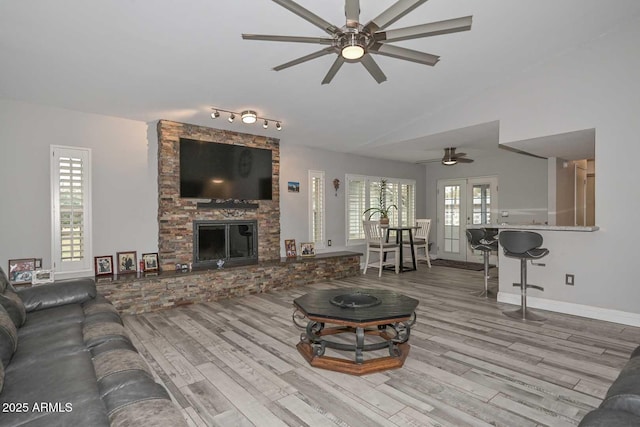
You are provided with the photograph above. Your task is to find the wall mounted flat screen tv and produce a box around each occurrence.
[180,138,273,200]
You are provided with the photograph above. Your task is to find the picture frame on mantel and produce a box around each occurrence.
[116,251,137,274]
[141,253,159,272]
[285,239,297,258]
[94,255,114,276]
[300,242,315,257]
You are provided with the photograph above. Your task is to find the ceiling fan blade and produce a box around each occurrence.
[375,16,472,43]
[321,56,345,85]
[364,0,429,33]
[242,34,333,45]
[272,0,340,35]
[455,152,467,157]
[456,157,474,163]
[360,54,387,84]
[273,47,335,71]
[371,43,439,66]
[345,0,360,28]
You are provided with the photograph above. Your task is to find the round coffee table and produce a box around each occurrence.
[292,288,419,375]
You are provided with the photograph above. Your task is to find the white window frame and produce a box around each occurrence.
[308,170,326,249]
[51,145,93,278]
[345,174,416,246]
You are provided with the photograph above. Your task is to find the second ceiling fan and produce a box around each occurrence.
[242,0,472,84]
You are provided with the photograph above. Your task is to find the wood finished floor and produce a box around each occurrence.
[123,265,640,427]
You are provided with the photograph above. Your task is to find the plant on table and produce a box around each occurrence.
[363,179,397,225]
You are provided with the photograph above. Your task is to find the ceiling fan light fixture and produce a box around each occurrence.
[241,110,257,124]
[341,33,366,60]
[442,158,457,166]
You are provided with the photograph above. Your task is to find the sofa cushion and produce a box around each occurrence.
[93,349,151,381]
[0,288,26,327]
[110,398,186,427]
[579,407,640,426]
[98,370,170,416]
[630,344,640,359]
[0,304,18,367]
[1,351,108,426]
[83,321,129,348]
[600,372,640,417]
[18,278,96,312]
[0,267,11,293]
[0,357,4,393]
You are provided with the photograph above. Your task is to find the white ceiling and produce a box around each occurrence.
[1,0,638,161]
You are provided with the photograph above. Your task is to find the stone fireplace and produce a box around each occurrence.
[193,219,258,267]
[157,120,280,270]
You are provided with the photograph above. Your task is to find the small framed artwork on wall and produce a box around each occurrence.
[287,181,300,192]
[141,253,159,272]
[116,251,137,274]
[285,239,297,258]
[300,242,315,257]
[94,255,114,276]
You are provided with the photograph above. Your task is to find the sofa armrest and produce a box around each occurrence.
[17,278,97,312]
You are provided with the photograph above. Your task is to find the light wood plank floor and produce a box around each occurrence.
[123,266,640,427]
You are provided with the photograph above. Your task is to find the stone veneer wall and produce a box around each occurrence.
[96,253,361,315]
[157,120,280,270]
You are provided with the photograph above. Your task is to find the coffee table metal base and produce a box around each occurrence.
[294,312,415,376]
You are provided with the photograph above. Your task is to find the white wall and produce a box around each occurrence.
[384,15,640,318]
[279,143,426,257]
[0,99,158,275]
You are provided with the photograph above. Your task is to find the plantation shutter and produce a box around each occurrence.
[347,176,366,242]
[309,170,325,246]
[51,146,92,276]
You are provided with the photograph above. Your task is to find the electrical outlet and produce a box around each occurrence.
[328,239,332,247]
[565,274,574,285]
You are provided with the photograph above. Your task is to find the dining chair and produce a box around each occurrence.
[405,218,431,268]
[363,220,400,277]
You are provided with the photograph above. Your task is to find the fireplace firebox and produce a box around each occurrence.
[193,220,258,268]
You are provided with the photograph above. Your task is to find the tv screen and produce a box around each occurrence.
[179,138,273,200]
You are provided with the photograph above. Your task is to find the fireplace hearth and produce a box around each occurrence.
[193,220,257,267]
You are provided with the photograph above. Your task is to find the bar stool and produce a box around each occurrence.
[499,230,549,321]
[466,228,497,298]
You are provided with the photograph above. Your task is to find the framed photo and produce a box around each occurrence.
[141,253,159,272]
[8,258,36,285]
[94,255,114,276]
[285,239,297,258]
[32,269,54,285]
[300,242,315,257]
[116,251,137,274]
[287,181,300,193]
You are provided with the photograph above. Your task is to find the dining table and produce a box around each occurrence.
[382,225,420,272]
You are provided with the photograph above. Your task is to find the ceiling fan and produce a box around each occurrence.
[442,147,473,165]
[242,0,472,84]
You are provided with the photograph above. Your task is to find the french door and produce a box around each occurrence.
[436,176,498,262]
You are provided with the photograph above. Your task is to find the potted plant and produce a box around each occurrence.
[363,179,397,225]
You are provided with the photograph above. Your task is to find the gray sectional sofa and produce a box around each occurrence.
[578,345,640,426]
[0,268,186,426]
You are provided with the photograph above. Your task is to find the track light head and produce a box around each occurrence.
[211,110,220,119]
[228,113,235,123]
[275,122,282,131]
[263,120,269,129]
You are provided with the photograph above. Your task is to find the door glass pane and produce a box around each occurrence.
[443,185,461,254]
[472,184,491,225]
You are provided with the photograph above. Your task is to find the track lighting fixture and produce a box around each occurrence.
[210,107,283,131]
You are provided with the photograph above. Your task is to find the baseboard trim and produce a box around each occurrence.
[497,292,640,327]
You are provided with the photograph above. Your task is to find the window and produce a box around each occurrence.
[51,146,92,276]
[346,175,416,245]
[309,170,325,248]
